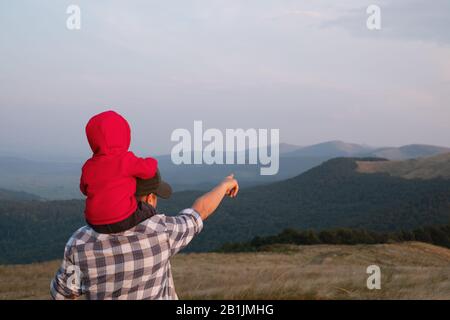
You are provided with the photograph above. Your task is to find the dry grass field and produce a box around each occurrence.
[0,242,449,300]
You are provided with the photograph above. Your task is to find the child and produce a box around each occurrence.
[80,110,158,233]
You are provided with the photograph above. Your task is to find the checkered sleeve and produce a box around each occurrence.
[50,240,83,300]
[165,208,203,256]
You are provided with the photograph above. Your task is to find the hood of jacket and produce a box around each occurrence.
[85,110,131,156]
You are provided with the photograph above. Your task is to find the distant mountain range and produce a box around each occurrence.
[365,144,450,160]
[0,188,41,201]
[0,157,82,199]
[1,152,449,264]
[357,152,450,180]
[282,140,373,158]
[283,141,450,160]
[0,141,449,200]
[172,156,450,252]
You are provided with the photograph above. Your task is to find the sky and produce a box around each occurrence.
[0,0,449,161]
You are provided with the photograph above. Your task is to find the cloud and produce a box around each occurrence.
[282,9,326,19]
[1,0,450,156]
[324,0,450,45]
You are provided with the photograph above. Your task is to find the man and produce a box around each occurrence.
[50,170,239,299]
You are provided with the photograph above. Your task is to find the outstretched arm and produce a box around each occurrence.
[165,175,239,256]
[192,174,239,221]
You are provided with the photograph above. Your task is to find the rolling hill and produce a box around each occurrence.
[175,157,450,252]
[1,155,449,264]
[0,188,41,201]
[357,152,450,179]
[0,199,84,264]
[278,143,303,154]
[365,144,450,160]
[283,140,374,158]
[0,148,325,199]
[1,141,448,200]
[0,157,81,200]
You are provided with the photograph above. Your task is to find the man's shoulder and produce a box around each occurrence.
[133,213,169,233]
[67,214,169,244]
[64,209,200,248]
[132,209,201,233]
[67,225,97,246]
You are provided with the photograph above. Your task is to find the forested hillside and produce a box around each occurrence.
[1,157,449,264]
[217,224,450,252]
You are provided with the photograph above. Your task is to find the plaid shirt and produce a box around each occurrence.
[50,208,203,300]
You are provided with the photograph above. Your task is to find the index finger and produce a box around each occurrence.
[231,182,239,197]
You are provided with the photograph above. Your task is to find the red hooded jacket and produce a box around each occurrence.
[80,111,158,225]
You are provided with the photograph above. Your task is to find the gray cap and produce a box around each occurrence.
[135,169,172,199]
